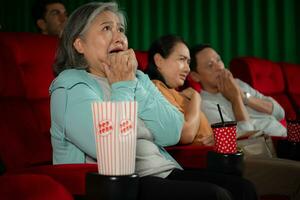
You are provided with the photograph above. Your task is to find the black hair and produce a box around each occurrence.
[32,0,65,21]
[189,44,211,72]
[146,34,188,85]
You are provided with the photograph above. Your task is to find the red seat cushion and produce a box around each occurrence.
[10,164,98,195]
[0,174,73,200]
[166,145,213,169]
[0,99,52,170]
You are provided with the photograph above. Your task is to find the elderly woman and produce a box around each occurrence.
[49,2,257,200]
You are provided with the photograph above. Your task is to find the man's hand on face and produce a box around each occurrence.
[216,69,241,102]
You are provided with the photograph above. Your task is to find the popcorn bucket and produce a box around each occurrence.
[211,121,237,154]
[91,101,138,175]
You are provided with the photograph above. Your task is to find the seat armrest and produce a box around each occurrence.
[6,163,98,195]
[166,145,214,169]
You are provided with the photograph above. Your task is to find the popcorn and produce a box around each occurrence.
[92,101,137,175]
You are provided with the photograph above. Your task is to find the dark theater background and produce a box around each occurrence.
[0,0,299,66]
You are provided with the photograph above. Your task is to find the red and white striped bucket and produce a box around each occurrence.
[91,101,138,175]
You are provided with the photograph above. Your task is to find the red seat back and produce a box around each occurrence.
[280,62,300,116]
[135,51,148,71]
[0,32,58,170]
[230,57,296,119]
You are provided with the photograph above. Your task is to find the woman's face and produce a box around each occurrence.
[156,42,190,88]
[73,10,128,76]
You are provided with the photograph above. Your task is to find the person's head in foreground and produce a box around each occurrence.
[32,0,68,36]
[189,44,226,93]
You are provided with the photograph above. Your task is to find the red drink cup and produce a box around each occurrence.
[211,121,237,154]
[287,120,300,143]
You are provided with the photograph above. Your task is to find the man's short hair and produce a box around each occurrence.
[190,44,211,72]
[32,0,64,21]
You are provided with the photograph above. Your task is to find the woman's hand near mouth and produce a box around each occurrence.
[103,48,137,84]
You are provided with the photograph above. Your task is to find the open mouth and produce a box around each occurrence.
[180,74,187,80]
[109,49,123,54]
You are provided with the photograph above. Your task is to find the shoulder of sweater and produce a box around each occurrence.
[235,78,247,87]
[49,69,97,92]
[136,70,149,80]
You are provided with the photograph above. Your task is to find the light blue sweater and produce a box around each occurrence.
[49,69,184,177]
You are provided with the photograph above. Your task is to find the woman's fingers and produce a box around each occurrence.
[128,49,138,72]
[105,49,136,84]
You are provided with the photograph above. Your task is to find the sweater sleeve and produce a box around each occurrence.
[51,84,100,160]
[51,79,140,160]
[134,71,184,146]
[237,79,285,120]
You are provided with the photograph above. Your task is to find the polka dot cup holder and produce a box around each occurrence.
[211,121,237,154]
[287,120,300,143]
[208,121,244,176]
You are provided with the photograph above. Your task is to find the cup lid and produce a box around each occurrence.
[287,119,300,124]
[211,121,237,128]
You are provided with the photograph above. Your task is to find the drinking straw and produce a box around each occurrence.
[217,104,224,124]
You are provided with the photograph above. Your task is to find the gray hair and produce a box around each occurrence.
[53,1,126,76]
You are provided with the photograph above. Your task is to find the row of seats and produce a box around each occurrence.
[230,57,300,120]
[0,32,212,199]
[0,32,96,198]
[0,32,293,200]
